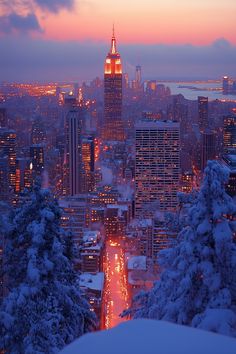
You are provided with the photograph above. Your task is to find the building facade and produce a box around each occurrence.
[223,115,236,154]
[201,130,216,171]
[65,108,83,196]
[0,128,16,191]
[198,96,208,132]
[135,121,180,217]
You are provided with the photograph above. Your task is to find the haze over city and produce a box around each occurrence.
[0,0,236,81]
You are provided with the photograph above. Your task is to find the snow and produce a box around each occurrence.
[128,161,236,337]
[192,309,236,338]
[83,231,100,244]
[127,256,147,270]
[0,183,96,353]
[79,273,105,291]
[60,319,236,354]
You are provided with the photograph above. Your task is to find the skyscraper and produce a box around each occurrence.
[223,76,229,95]
[223,115,236,154]
[31,116,46,145]
[15,158,32,193]
[0,154,9,201]
[135,65,142,89]
[0,128,16,191]
[201,130,216,171]
[198,96,208,131]
[135,121,180,217]
[0,108,7,128]
[103,27,124,141]
[221,155,236,197]
[65,108,83,196]
[81,136,95,193]
[30,145,44,178]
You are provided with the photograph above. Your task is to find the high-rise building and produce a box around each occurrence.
[31,116,46,145]
[0,128,16,191]
[135,65,142,89]
[172,95,188,128]
[65,108,83,196]
[0,108,7,128]
[135,121,180,217]
[103,27,124,141]
[129,219,153,257]
[146,80,157,94]
[223,115,236,153]
[201,130,216,171]
[223,76,229,95]
[0,237,3,301]
[81,136,95,193]
[0,154,9,200]
[30,145,44,179]
[152,218,176,262]
[123,73,129,89]
[198,96,208,131]
[221,155,236,197]
[15,158,32,193]
[181,171,194,194]
[59,196,89,244]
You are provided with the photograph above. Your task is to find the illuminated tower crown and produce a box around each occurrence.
[103,26,124,141]
[104,26,122,75]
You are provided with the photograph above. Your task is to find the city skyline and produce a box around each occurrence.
[1,2,236,353]
[0,0,236,81]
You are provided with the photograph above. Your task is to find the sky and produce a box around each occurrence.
[0,0,236,82]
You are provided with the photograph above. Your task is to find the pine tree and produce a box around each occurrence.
[130,161,236,337]
[0,180,96,353]
[63,230,78,267]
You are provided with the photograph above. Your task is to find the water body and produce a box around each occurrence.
[160,82,236,101]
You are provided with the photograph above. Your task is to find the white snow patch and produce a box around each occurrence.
[60,319,236,354]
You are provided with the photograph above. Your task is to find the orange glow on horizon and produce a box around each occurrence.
[29,0,236,46]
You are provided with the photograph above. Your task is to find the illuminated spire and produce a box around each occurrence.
[111,24,116,54]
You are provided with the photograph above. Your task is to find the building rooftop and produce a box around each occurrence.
[127,256,147,271]
[135,120,180,130]
[130,219,152,228]
[79,272,104,291]
[83,230,100,244]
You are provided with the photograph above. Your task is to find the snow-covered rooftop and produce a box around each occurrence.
[79,272,104,291]
[83,230,100,244]
[107,204,128,211]
[127,256,147,270]
[60,319,236,354]
[130,218,152,227]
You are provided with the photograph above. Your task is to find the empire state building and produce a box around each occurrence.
[103,27,124,141]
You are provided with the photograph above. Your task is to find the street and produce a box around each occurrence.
[102,237,130,329]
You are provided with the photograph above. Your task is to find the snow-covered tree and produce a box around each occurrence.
[63,230,78,267]
[129,161,236,337]
[0,180,96,353]
[0,202,12,304]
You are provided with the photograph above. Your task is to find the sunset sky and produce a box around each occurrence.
[0,0,236,81]
[41,0,236,45]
